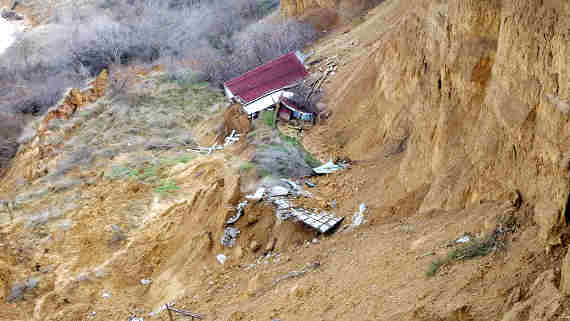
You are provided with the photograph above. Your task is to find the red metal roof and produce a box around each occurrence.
[224,52,308,104]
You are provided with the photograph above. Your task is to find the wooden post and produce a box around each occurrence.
[273,102,280,128]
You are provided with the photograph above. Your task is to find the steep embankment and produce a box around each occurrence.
[307,0,569,242]
[0,1,569,320]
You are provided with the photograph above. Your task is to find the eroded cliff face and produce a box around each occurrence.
[312,0,569,246]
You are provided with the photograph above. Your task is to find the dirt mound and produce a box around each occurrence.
[222,104,252,140]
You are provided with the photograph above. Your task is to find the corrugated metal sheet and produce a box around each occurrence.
[291,209,344,233]
[224,52,308,104]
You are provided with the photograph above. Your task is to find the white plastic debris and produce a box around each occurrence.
[224,130,240,146]
[221,227,240,247]
[269,186,290,197]
[140,279,152,286]
[226,201,248,225]
[282,179,312,197]
[456,235,470,244]
[351,202,367,228]
[102,291,111,299]
[246,187,266,201]
[216,254,227,265]
[312,159,349,174]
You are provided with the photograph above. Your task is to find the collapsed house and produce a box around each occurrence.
[223,51,315,121]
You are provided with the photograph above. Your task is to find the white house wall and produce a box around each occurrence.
[224,85,234,101]
[243,91,295,115]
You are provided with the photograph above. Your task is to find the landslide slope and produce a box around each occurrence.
[0,1,569,321]
[306,0,569,243]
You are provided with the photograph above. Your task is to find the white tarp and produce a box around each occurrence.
[243,91,295,115]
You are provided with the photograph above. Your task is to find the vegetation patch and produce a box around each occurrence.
[105,152,193,196]
[426,228,508,277]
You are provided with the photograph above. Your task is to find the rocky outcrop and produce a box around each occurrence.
[37,69,108,136]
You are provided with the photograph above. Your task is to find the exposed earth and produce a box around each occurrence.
[1,1,569,321]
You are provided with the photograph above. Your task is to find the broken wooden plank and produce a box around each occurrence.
[166,305,203,320]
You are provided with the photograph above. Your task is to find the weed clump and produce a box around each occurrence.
[426,228,508,277]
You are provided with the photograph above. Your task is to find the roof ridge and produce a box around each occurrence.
[225,52,301,86]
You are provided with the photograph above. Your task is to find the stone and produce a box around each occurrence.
[289,283,306,298]
[249,240,261,252]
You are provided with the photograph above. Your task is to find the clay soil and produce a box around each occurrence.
[0,0,569,320]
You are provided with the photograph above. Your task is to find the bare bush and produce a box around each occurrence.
[0,0,314,169]
[252,137,315,178]
[198,19,317,85]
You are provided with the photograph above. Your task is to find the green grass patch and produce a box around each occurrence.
[160,154,195,166]
[304,151,322,168]
[155,180,180,195]
[426,258,449,277]
[262,109,275,128]
[239,161,255,173]
[426,231,505,277]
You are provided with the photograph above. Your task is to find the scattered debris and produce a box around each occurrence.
[272,261,321,286]
[305,180,316,188]
[246,187,265,201]
[282,179,312,197]
[140,279,152,286]
[102,291,111,299]
[291,209,344,233]
[456,235,471,244]
[127,316,144,321]
[216,254,227,265]
[189,130,240,155]
[312,159,349,174]
[415,251,436,260]
[272,197,293,220]
[351,202,367,228]
[221,227,240,247]
[166,304,203,320]
[223,130,240,146]
[269,186,290,197]
[226,200,248,225]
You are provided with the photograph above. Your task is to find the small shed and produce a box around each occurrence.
[279,97,315,122]
[223,51,309,116]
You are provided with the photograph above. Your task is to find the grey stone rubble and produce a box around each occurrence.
[7,277,39,302]
[221,227,240,247]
